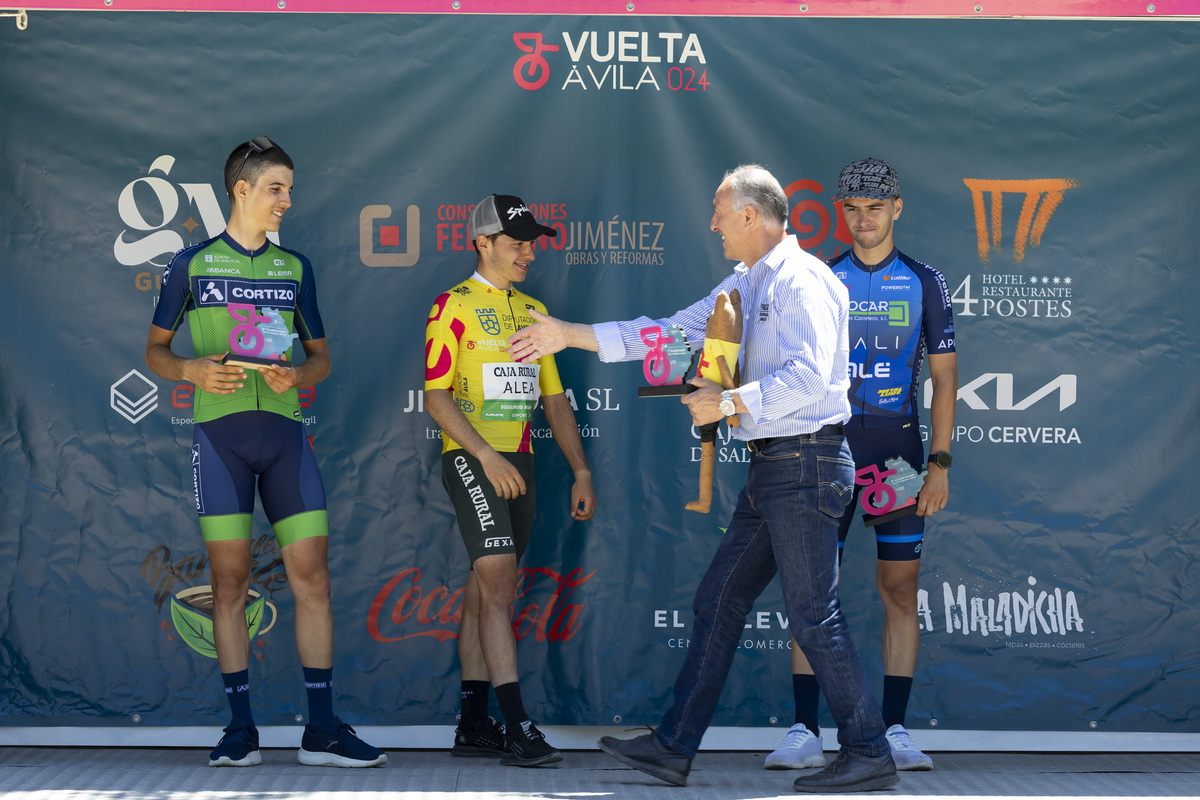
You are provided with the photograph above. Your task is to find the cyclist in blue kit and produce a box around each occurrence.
[145,136,385,769]
[766,158,958,773]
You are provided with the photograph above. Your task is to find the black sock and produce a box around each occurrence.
[493,682,529,734]
[221,669,254,728]
[303,666,335,729]
[881,675,913,728]
[460,680,491,729]
[793,673,820,735]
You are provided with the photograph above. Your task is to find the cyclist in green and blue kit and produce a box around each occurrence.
[145,136,384,769]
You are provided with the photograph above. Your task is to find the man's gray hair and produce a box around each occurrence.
[723,164,788,228]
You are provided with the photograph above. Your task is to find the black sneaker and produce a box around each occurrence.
[452,715,505,758]
[209,724,261,767]
[500,720,562,767]
[298,716,387,768]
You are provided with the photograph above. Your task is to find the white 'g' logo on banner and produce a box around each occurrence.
[114,154,281,269]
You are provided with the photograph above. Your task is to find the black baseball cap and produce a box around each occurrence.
[468,194,557,242]
[832,158,901,201]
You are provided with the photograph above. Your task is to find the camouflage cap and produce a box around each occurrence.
[832,157,900,202]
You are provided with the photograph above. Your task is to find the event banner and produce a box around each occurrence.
[1,11,1197,736]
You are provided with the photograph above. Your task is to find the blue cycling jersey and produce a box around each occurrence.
[827,248,955,431]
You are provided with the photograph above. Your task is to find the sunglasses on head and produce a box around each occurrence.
[230,135,276,189]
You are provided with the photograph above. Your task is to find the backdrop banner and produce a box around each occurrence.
[2,12,1198,735]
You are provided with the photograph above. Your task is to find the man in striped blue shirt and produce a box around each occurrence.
[769,158,956,774]
[506,164,897,793]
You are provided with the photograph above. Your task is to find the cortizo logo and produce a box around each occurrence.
[513,30,709,92]
[194,279,296,309]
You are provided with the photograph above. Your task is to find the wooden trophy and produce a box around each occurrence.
[686,289,742,513]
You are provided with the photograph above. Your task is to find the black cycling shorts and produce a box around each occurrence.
[441,450,535,564]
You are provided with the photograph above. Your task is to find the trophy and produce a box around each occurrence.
[855,455,925,526]
[635,324,697,396]
[221,304,299,369]
[638,290,742,513]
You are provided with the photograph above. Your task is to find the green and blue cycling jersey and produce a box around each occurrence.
[151,232,325,424]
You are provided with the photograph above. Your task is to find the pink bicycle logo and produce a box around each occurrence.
[641,325,681,386]
[855,463,898,516]
[228,303,271,356]
[513,33,560,90]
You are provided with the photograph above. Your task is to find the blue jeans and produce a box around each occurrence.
[656,434,889,760]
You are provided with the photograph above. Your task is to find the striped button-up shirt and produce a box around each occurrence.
[593,235,851,441]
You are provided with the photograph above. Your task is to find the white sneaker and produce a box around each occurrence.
[885,724,933,771]
[764,723,825,769]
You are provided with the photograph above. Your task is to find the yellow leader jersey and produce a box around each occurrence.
[425,276,564,454]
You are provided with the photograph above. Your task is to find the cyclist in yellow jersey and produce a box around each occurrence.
[425,194,595,767]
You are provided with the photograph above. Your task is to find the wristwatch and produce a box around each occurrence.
[718,390,736,417]
[928,451,952,470]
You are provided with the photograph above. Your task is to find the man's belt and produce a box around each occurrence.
[746,424,845,453]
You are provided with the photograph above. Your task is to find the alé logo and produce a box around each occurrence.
[513,30,709,92]
[115,154,280,269]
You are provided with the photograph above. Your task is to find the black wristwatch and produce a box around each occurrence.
[928,451,952,470]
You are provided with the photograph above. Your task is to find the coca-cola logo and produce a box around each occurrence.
[367,566,594,644]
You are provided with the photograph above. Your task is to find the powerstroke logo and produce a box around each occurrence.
[513,31,709,92]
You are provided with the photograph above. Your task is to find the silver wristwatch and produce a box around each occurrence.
[718,390,736,417]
